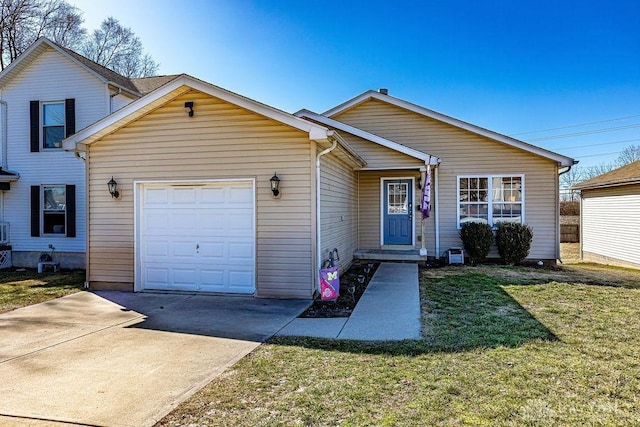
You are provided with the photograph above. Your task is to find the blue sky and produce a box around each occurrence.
[71,0,640,168]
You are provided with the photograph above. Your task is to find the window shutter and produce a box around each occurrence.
[65,98,75,137]
[30,186,40,237]
[66,185,76,238]
[30,101,39,152]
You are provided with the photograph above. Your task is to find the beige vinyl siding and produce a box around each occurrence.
[338,132,423,169]
[319,148,358,271]
[87,89,314,298]
[335,99,559,259]
[581,184,640,269]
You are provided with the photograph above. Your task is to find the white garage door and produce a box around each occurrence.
[139,180,255,293]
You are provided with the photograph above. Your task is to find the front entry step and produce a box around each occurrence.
[354,249,427,262]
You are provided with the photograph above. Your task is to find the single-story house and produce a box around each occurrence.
[572,160,640,269]
[63,76,575,298]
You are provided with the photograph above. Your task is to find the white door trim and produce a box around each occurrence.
[379,176,416,247]
[134,178,256,293]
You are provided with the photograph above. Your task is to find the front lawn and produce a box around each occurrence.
[159,263,640,426]
[0,269,85,313]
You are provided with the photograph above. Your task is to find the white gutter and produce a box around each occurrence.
[316,136,338,282]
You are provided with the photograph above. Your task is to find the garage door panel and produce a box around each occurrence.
[146,267,169,286]
[200,269,225,288]
[145,239,169,257]
[172,187,197,203]
[173,241,196,257]
[200,187,225,203]
[198,242,225,258]
[172,268,198,286]
[145,213,169,230]
[200,213,225,231]
[229,187,253,203]
[140,181,255,293]
[229,271,254,289]
[229,242,253,260]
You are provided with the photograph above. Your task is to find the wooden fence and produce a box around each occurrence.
[561,224,579,243]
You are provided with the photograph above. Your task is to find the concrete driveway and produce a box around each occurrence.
[0,291,309,427]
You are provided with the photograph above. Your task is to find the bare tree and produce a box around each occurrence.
[81,17,158,78]
[0,0,84,69]
[615,144,640,167]
[560,166,585,201]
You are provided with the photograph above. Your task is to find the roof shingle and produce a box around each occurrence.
[573,160,640,190]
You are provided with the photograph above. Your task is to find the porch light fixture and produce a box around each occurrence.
[270,172,280,197]
[107,176,119,199]
[184,101,194,117]
[417,175,422,189]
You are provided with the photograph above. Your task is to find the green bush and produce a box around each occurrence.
[496,222,533,265]
[459,222,493,264]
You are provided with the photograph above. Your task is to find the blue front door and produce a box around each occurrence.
[383,179,413,245]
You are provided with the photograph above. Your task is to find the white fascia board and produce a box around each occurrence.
[64,75,329,150]
[327,130,367,168]
[323,91,576,167]
[296,109,439,165]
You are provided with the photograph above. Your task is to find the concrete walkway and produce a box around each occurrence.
[277,262,422,340]
[0,292,308,427]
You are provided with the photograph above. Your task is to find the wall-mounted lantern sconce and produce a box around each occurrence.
[417,175,422,189]
[184,101,194,117]
[270,172,280,197]
[107,176,120,199]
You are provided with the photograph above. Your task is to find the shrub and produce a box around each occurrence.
[495,222,533,265]
[459,222,493,264]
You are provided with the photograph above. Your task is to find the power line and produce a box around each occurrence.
[513,113,640,136]
[573,150,624,159]
[559,138,640,151]
[526,123,640,142]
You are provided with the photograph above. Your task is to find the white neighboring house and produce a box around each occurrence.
[573,160,640,269]
[0,37,176,268]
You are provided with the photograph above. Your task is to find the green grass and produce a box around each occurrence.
[0,269,85,313]
[158,264,640,426]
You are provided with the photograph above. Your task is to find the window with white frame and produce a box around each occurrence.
[458,175,523,228]
[42,102,65,149]
[42,185,66,234]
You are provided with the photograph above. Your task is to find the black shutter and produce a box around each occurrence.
[30,186,40,237]
[30,100,39,152]
[65,98,75,137]
[66,185,76,238]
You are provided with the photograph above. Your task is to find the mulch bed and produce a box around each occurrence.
[300,262,379,318]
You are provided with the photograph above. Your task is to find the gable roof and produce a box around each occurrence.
[572,160,640,190]
[324,90,576,167]
[131,75,181,95]
[0,37,178,97]
[296,109,439,165]
[63,74,332,151]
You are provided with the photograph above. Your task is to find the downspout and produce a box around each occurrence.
[557,164,575,264]
[109,87,122,114]
[0,100,7,169]
[0,101,7,227]
[434,164,440,258]
[316,136,338,284]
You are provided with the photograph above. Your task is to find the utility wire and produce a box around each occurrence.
[513,113,640,136]
[526,123,640,142]
[573,150,624,159]
[560,138,640,151]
